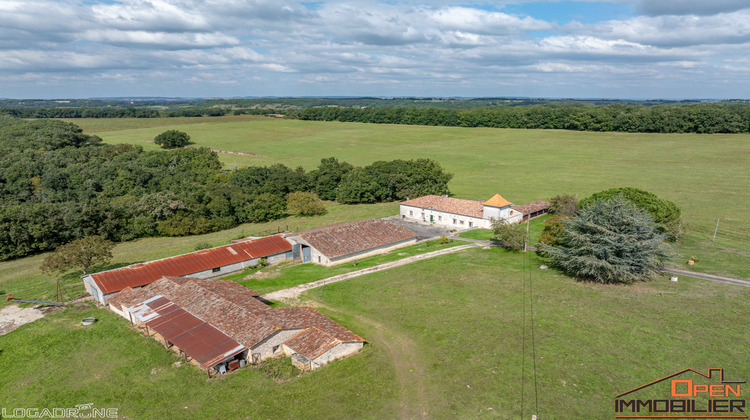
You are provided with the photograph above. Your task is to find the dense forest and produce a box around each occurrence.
[3,98,750,133]
[291,104,750,134]
[0,117,452,261]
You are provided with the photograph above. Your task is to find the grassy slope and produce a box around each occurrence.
[73,117,750,278]
[2,249,747,418]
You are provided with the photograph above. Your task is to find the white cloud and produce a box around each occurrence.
[0,0,748,99]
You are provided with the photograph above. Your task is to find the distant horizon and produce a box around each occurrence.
[1,96,746,102]
[2,0,750,100]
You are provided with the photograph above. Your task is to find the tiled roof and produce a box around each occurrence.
[90,235,291,294]
[483,193,513,208]
[511,200,551,215]
[401,195,484,218]
[289,219,416,260]
[272,307,364,343]
[111,277,363,351]
[283,327,339,360]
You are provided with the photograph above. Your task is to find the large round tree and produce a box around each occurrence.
[154,130,191,149]
[542,195,672,284]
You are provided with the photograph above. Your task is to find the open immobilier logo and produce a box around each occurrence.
[614,368,746,418]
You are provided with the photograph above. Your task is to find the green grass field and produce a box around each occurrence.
[220,238,463,294]
[72,116,750,279]
[2,249,748,418]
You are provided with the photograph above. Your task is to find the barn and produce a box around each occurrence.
[83,235,292,304]
[107,276,364,373]
[284,218,418,266]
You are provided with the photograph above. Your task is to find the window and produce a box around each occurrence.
[318,256,321,263]
[421,212,425,218]
[409,210,413,216]
[453,218,457,224]
[460,220,465,225]
[438,215,442,221]
[469,222,473,227]
[212,267,221,273]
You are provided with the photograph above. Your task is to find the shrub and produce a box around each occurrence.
[491,219,525,251]
[438,236,451,244]
[193,242,213,251]
[536,214,567,256]
[548,194,578,217]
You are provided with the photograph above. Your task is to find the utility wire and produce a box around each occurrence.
[527,249,540,417]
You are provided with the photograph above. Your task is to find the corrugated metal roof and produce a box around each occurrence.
[137,295,246,369]
[91,235,291,294]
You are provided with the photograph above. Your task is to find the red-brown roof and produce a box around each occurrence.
[289,219,416,260]
[401,195,485,218]
[91,235,291,294]
[511,200,551,215]
[283,327,339,360]
[140,296,245,369]
[111,277,364,350]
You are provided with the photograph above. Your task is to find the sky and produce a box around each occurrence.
[1,0,749,99]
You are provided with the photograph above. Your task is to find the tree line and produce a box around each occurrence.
[0,117,452,261]
[290,104,750,134]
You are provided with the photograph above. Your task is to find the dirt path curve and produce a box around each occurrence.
[314,302,429,419]
[263,243,477,301]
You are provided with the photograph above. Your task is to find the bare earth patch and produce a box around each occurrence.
[0,304,55,335]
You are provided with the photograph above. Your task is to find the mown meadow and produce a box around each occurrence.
[72,115,750,279]
[2,248,748,418]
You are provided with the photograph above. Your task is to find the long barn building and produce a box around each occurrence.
[83,235,292,304]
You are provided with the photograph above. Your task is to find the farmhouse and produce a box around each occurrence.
[83,235,292,304]
[284,218,418,266]
[400,193,524,229]
[107,276,364,373]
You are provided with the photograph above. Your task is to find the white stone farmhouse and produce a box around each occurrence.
[399,193,524,229]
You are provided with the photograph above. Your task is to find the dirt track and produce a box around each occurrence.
[0,304,54,335]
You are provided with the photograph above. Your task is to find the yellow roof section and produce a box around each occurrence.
[483,193,512,208]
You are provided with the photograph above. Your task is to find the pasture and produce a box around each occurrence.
[2,248,748,418]
[73,116,750,279]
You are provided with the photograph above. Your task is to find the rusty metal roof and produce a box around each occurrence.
[288,218,416,260]
[91,235,291,294]
[135,295,246,369]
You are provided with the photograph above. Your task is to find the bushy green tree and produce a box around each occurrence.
[245,193,287,223]
[536,214,567,256]
[543,196,671,284]
[154,130,191,149]
[286,191,326,216]
[579,187,682,240]
[41,235,114,275]
[491,219,525,251]
[549,194,578,216]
